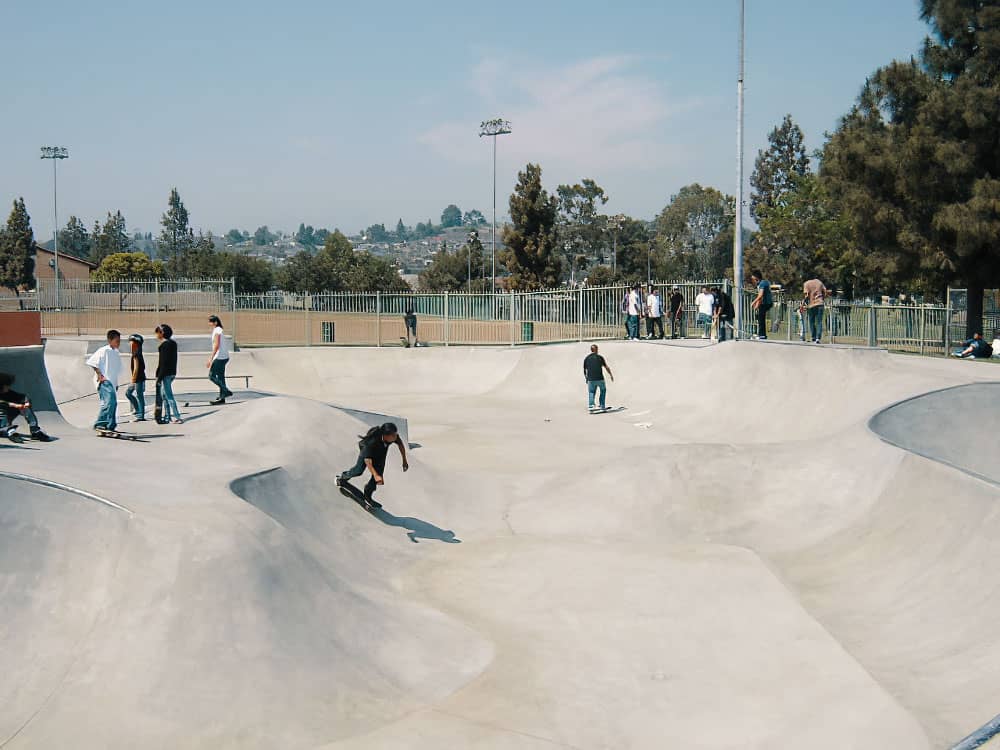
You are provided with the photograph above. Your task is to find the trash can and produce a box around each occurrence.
[521,321,534,342]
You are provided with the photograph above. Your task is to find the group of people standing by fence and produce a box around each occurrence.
[623,284,735,342]
[85,315,233,434]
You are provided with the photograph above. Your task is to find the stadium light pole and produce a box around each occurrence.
[732,0,746,339]
[40,146,69,309]
[479,118,511,293]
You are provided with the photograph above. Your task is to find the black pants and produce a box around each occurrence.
[719,316,732,342]
[756,304,771,338]
[646,316,664,339]
[342,455,385,497]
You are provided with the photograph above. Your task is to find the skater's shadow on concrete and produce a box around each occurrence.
[371,509,461,544]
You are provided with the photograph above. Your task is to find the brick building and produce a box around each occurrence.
[34,247,95,284]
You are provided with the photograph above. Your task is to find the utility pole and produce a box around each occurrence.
[479,118,511,293]
[40,146,69,309]
[733,0,746,338]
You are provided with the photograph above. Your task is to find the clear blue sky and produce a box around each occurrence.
[2,0,928,240]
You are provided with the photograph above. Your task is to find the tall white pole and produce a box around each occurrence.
[733,0,745,339]
[492,134,497,293]
[53,158,60,309]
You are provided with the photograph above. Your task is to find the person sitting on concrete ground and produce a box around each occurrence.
[645,286,665,339]
[404,308,418,347]
[0,372,52,443]
[750,270,773,340]
[155,324,182,424]
[952,332,994,359]
[337,422,409,508]
[86,329,123,433]
[625,284,643,340]
[712,286,736,342]
[668,286,685,339]
[695,286,715,339]
[803,277,830,343]
[583,343,615,412]
[124,334,147,422]
[206,315,234,405]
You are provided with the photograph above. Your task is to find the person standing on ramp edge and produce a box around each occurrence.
[583,344,614,413]
[206,315,233,405]
[337,422,409,508]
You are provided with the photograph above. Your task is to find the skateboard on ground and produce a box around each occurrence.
[589,406,626,415]
[96,429,147,442]
[337,479,380,512]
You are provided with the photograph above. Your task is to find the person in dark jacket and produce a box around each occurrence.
[124,333,147,421]
[0,372,52,443]
[155,324,182,424]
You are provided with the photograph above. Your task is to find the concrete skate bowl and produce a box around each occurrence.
[6,341,1000,748]
[869,382,1000,485]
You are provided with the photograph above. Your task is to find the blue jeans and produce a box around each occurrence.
[95,381,118,431]
[697,313,712,337]
[808,306,824,341]
[209,358,232,398]
[341,455,382,497]
[160,376,180,421]
[587,379,607,410]
[126,381,146,419]
[626,315,639,339]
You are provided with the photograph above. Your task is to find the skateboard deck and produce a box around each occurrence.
[338,481,378,512]
[589,406,626,415]
[96,429,147,442]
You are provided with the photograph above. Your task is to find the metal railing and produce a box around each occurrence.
[22,277,984,357]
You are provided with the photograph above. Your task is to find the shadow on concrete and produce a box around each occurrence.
[371,509,461,544]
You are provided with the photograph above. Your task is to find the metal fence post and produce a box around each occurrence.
[868,304,877,347]
[155,277,160,313]
[376,291,382,347]
[578,287,584,341]
[918,305,925,356]
[510,290,516,346]
[305,294,312,346]
[944,302,952,355]
[444,291,449,347]
[230,278,238,348]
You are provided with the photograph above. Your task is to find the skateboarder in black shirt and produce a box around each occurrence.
[337,422,409,507]
[583,344,614,412]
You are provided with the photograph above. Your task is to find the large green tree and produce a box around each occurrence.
[822,0,1000,334]
[653,184,734,280]
[500,164,563,289]
[91,211,131,265]
[277,230,407,292]
[419,232,487,291]
[58,216,92,260]
[750,114,810,222]
[159,188,192,264]
[557,179,609,274]
[92,252,164,281]
[440,204,462,228]
[0,198,36,301]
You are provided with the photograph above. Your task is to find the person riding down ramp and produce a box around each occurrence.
[336,422,409,508]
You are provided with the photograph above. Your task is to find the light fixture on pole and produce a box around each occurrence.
[608,213,626,275]
[479,118,511,293]
[732,0,746,339]
[40,146,69,310]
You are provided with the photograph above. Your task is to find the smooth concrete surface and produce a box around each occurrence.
[1,339,999,749]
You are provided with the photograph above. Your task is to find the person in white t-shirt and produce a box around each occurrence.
[695,287,715,339]
[206,315,234,405]
[625,285,643,340]
[645,287,664,339]
[86,329,123,432]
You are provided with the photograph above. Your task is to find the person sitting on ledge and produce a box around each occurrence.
[0,372,52,443]
[952,332,994,359]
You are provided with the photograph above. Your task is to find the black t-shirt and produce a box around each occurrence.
[1,388,27,420]
[156,339,178,378]
[361,435,396,468]
[404,312,416,330]
[132,352,146,382]
[583,353,607,381]
[669,293,683,314]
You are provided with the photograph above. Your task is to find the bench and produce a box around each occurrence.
[170,374,254,389]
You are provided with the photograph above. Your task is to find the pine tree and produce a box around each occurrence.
[58,216,92,260]
[159,188,192,266]
[750,115,809,222]
[500,164,563,289]
[91,212,131,265]
[0,198,36,299]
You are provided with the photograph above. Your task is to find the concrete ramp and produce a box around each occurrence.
[0,346,59,413]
